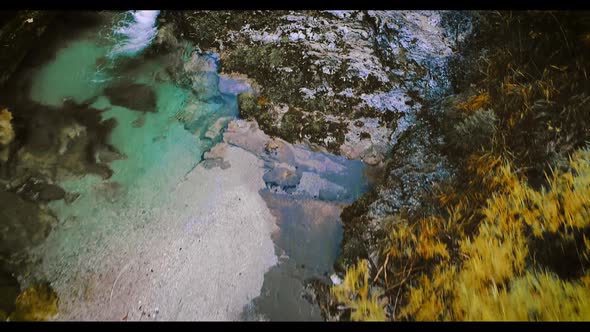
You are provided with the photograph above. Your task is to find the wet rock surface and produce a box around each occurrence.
[0,267,20,315]
[337,113,452,270]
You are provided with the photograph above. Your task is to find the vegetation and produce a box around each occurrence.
[331,260,387,321]
[2,282,59,321]
[331,11,590,321]
[0,108,14,146]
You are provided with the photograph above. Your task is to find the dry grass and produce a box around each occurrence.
[8,283,59,321]
[331,11,590,321]
[0,108,14,146]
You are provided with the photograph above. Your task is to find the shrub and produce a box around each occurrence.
[8,282,59,321]
[331,259,387,321]
[0,108,14,146]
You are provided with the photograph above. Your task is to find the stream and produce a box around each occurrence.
[4,11,371,320]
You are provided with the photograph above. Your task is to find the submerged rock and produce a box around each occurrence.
[6,175,65,203]
[218,119,368,204]
[4,98,121,181]
[204,116,232,140]
[262,164,300,189]
[0,268,19,316]
[103,80,157,113]
[0,190,56,259]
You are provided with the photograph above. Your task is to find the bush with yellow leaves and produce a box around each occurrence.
[331,259,387,321]
[7,282,59,321]
[0,108,14,146]
[348,148,590,321]
[331,10,590,322]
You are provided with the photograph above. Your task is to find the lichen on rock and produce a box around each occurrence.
[165,10,461,162]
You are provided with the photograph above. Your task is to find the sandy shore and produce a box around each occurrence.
[31,145,277,321]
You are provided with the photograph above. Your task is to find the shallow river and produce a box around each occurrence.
[9,11,370,320]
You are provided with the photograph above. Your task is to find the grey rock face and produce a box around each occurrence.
[165,10,467,162]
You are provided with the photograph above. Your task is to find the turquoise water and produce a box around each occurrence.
[19,11,369,321]
[24,12,242,285]
[30,40,109,106]
[28,13,236,200]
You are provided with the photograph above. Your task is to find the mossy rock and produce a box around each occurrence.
[237,92,260,120]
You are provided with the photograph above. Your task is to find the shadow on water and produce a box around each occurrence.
[241,151,371,321]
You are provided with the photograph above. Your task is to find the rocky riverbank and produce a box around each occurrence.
[162,10,474,320]
[0,10,480,321]
[161,11,469,165]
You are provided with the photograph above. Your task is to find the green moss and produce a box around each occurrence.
[237,92,260,120]
[279,108,305,142]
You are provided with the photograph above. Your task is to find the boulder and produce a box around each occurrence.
[104,80,157,113]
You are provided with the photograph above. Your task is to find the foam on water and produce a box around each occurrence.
[109,10,160,58]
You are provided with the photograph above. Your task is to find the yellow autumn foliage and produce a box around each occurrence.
[8,283,59,321]
[331,259,387,321]
[336,147,590,321]
[383,216,450,262]
[0,108,15,146]
[456,93,491,114]
[402,147,590,321]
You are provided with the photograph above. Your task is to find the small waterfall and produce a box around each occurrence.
[109,10,160,58]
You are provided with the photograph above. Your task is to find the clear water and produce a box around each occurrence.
[24,13,246,317]
[17,11,370,321]
[30,40,109,106]
[29,11,237,200]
